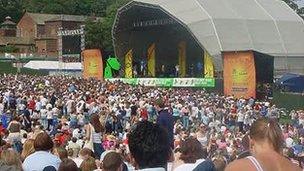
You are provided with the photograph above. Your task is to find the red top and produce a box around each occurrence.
[28,100,36,110]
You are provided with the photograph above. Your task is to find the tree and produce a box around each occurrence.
[85,0,130,53]
[0,0,23,23]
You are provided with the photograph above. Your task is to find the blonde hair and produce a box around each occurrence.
[0,150,22,170]
[21,139,35,161]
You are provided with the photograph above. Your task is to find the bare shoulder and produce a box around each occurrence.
[225,158,253,171]
[281,157,302,171]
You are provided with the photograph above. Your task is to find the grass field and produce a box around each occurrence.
[0,61,48,75]
[273,91,304,111]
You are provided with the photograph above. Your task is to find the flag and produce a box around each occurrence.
[178,41,186,77]
[204,50,214,78]
[147,43,156,77]
[125,49,133,78]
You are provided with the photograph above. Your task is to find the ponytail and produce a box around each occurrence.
[265,119,283,152]
[250,118,283,153]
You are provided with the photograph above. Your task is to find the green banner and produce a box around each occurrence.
[106,78,215,88]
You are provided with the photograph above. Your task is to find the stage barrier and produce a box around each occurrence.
[223,51,256,98]
[82,49,103,80]
[106,78,215,88]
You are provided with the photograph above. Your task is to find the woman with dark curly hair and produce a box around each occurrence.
[174,138,207,171]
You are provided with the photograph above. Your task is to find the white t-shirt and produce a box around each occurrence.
[35,101,42,111]
[72,157,83,168]
[0,103,4,115]
[237,112,245,122]
[47,110,53,119]
[125,108,131,117]
[174,159,205,171]
[41,97,48,107]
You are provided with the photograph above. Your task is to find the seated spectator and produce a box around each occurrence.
[58,158,79,171]
[174,138,206,171]
[225,118,302,171]
[128,121,171,170]
[0,149,23,170]
[23,132,61,171]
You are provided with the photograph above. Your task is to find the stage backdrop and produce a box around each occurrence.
[223,51,256,98]
[82,49,103,80]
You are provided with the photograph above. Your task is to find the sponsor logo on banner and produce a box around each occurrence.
[106,78,215,88]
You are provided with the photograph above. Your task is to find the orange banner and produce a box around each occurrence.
[82,49,103,80]
[223,51,256,99]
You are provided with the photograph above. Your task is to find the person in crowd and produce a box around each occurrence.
[23,132,61,171]
[174,138,207,171]
[157,101,174,148]
[53,147,68,161]
[128,121,171,170]
[66,137,81,158]
[85,114,105,160]
[225,118,302,171]
[80,156,97,171]
[21,139,35,161]
[0,150,23,170]
[102,151,124,171]
[0,74,303,171]
[58,158,79,171]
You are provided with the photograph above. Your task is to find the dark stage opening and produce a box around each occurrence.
[254,51,274,99]
[114,4,205,78]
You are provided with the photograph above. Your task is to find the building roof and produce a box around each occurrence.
[0,37,34,46]
[113,0,304,70]
[26,12,99,25]
[24,60,82,70]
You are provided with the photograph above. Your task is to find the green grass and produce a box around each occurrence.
[0,61,48,75]
[273,91,304,111]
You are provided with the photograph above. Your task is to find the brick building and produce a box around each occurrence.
[17,12,99,57]
[0,16,35,53]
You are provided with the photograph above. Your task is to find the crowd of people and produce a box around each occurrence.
[0,74,303,171]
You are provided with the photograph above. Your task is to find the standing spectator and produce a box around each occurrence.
[84,114,105,160]
[226,118,302,171]
[174,138,207,171]
[58,159,78,171]
[80,156,97,171]
[21,139,35,162]
[0,150,23,171]
[46,107,53,131]
[23,132,61,171]
[128,121,171,170]
[237,108,245,133]
[157,102,174,148]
